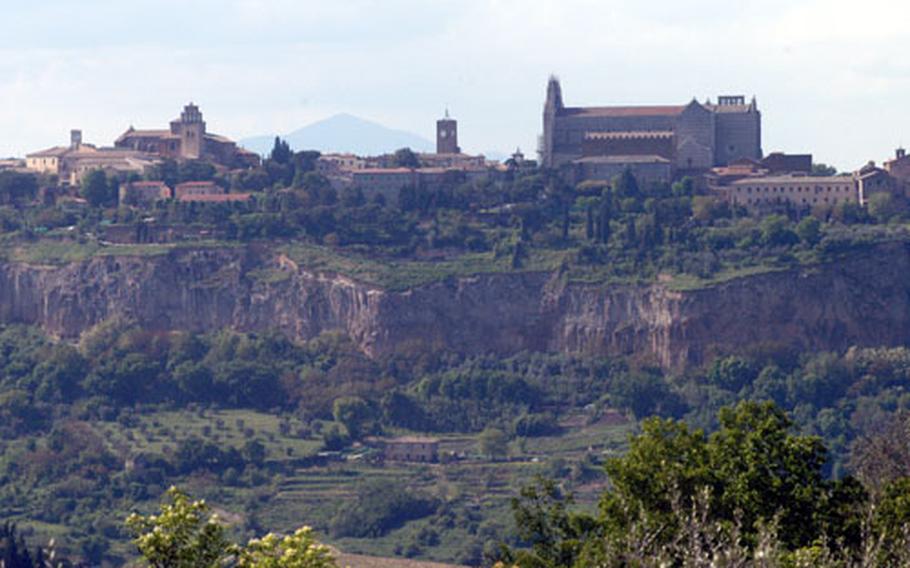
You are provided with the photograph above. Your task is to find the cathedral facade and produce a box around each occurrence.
[541,77,762,175]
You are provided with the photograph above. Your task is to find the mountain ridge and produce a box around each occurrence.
[240,113,434,156]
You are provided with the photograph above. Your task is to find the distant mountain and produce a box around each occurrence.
[239,113,434,156]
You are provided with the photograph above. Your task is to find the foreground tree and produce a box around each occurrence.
[232,528,336,568]
[504,401,910,567]
[126,487,229,568]
[127,487,337,568]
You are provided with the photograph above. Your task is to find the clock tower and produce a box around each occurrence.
[436,109,460,155]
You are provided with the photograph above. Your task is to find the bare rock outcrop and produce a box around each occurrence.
[1,243,908,369]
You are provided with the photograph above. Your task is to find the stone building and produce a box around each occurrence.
[759,152,812,175]
[541,77,762,175]
[316,153,367,175]
[571,155,672,187]
[711,174,859,213]
[174,180,223,199]
[383,437,439,463]
[177,192,252,204]
[26,130,158,185]
[351,168,417,202]
[885,148,910,187]
[115,104,260,168]
[855,161,904,205]
[120,181,172,207]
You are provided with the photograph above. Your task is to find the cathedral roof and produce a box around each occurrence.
[562,105,686,118]
[115,129,178,144]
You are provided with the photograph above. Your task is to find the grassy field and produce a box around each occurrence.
[281,242,570,291]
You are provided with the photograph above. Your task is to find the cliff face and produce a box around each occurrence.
[1,243,909,369]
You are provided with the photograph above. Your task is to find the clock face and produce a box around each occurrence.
[440,131,448,138]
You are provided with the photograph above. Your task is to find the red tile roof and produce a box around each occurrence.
[354,168,416,175]
[26,146,69,158]
[177,193,252,203]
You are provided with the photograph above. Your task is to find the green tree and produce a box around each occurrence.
[0,171,38,205]
[759,214,798,247]
[612,168,640,200]
[509,477,597,568]
[269,137,293,165]
[811,163,838,177]
[511,402,872,566]
[795,215,822,245]
[478,427,509,460]
[126,487,229,568]
[584,204,594,241]
[81,169,114,207]
[232,528,337,568]
[178,160,216,182]
[332,396,374,439]
[242,439,268,466]
[392,148,421,169]
[867,192,905,223]
[597,190,612,244]
[128,488,337,568]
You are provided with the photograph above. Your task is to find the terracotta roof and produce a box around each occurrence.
[562,105,686,118]
[204,133,233,144]
[176,181,219,187]
[728,175,853,185]
[119,129,176,138]
[585,130,674,140]
[26,146,69,158]
[177,193,252,203]
[354,168,416,175]
[69,149,151,159]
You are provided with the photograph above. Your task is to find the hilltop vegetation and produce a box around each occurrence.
[3,143,910,293]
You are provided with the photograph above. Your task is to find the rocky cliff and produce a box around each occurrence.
[1,243,909,369]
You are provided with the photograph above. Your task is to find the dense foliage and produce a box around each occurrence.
[3,316,910,563]
[503,402,910,567]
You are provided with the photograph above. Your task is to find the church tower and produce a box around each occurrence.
[436,109,459,155]
[170,103,206,160]
[541,76,564,168]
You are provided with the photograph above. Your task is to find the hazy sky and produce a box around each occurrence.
[1,0,908,169]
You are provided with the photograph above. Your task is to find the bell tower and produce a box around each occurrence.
[436,109,459,155]
[170,103,206,160]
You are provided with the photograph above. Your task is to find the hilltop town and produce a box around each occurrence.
[2,77,908,227]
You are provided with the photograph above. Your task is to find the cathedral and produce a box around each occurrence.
[115,103,259,169]
[541,77,762,178]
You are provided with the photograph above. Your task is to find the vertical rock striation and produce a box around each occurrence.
[0,243,909,369]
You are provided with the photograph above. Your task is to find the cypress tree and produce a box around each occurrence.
[586,205,594,241]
